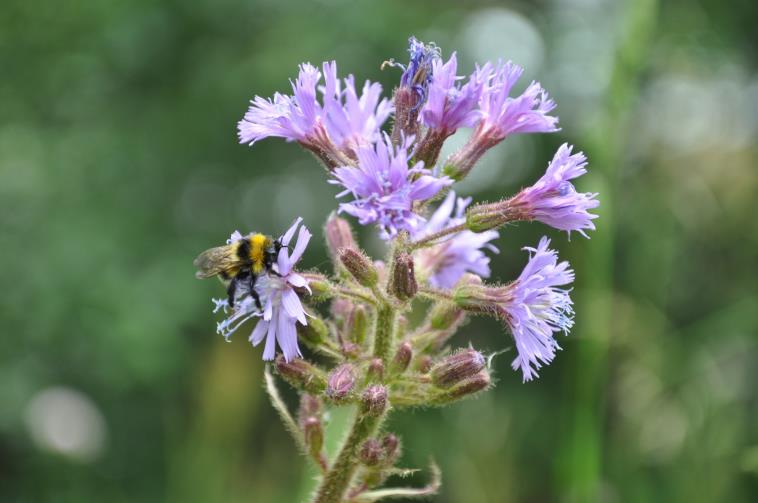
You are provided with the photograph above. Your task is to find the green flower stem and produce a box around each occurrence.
[312,409,385,503]
[408,223,467,250]
[372,303,396,365]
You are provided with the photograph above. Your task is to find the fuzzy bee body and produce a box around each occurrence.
[194,233,281,309]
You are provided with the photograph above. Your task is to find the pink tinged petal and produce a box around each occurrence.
[249,320,269,346]
[277,308,302,362]
[262,317,277,360]
[288,225,312,266]
[282,288,307,325]
[287,272,311,293]
[281,217,303,247]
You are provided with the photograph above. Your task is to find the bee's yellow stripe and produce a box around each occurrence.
[250,233,269,274]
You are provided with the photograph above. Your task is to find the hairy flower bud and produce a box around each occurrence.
[326,364,356,401]
[388,251,417,301]
[275,357,327,394]
[431,349,487,388]
[297,315,330,346]
[390,342,412,375]
[361,385,388,417]
[348,305,368,345]
[302,416,324,460]
[301,272,331,300]
[298,394,322,423]
[367,358,385,383]
[325,212,357,262]
[465,200,523,233]
[382,433,400,464]
[441,371,491,401]
[359,438,384,466]
[414,355,433,373]
[339,247,378,288]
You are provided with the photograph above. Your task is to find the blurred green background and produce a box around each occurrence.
[2,0,757,501]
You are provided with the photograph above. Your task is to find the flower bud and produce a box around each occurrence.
[390,342,412,375]
[367,358,385,383]
[331,298,355,327]
[465,200,523,233]
[339,247,378,288]
[428,302,465,331]
[325,213,357,262]
[382,433,401,464]
[326,364,356,401]
[359,438,383,466]
[348,305,368,345]
[441,371,491,401]
[302,416,324,459]
[388,251,417,301]
[298,394,322,423]
[361,385,388,417]
[275,357,327,394]
[301,272,331,300]
[431,349,487,388]
[297,315,329,346]
[414,355,433,373]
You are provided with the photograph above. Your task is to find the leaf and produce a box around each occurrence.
[350,461,441,502]
[263,366,306,453]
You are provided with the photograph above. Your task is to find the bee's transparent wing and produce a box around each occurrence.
[193,244,241,278]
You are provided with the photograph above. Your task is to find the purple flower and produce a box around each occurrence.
[331,134,453,239]
[415,191,499,289]
[454,237,574,381]
[237,62,391,160]
[214,218,312,362]
[477,61,559,139]
[397,37,440,105]
[510,144,599,237]
[505,237,574,381]
[420,54,489,134]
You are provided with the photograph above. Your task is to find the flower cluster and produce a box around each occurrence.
[197,36,600,502]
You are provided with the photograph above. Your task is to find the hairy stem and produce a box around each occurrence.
[372,303,396,365]
[409,223,467,249]
[312,410,385,503]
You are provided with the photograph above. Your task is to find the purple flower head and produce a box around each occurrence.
[238,62,391,158]
[214,218,312,362]
[481,237,574,381]
[415,191,499,289]
[477,61,559,140]
[420,54,489,134]
[331,134,453,239]
[511,144,599,237]
[396,37,441,108]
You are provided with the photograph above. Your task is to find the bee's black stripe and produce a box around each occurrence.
[236,238,251,261]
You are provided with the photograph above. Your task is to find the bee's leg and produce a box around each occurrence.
[249,274,262,311]
[226,279,237,308]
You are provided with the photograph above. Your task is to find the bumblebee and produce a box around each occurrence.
[194,233,282,309]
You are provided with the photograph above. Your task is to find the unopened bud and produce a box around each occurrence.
[367,358,385,383]
[428,302,465,331]
[301,272,331,300]
[325,213,357,262]
[431,349,487,388]
[303,416,324,458]
[465,199,523,233]
[298,394,322,423]
[361,385,388,417]
[275,357,327,394]
[414,355,433,373]
[339,247,378,288]
[297,315,329,346]
[331,298,355,326]
[390,342,412,375]
[348,305,368,345]
[359,439,383,466]
[382,433,400,464]
[388,251,417,301]
[442,371,491,401]
[326,364,356,401]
